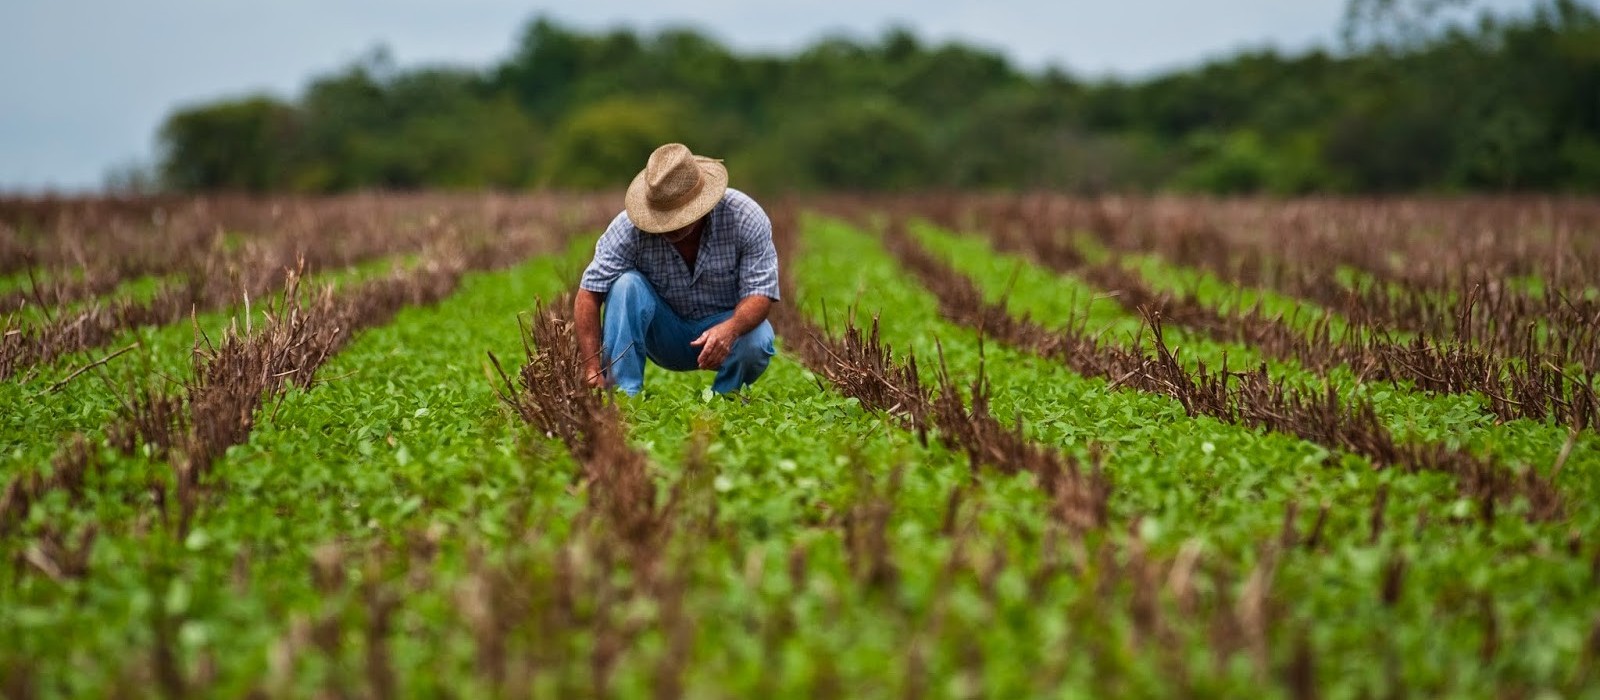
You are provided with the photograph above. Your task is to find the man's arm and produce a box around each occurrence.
[574,213,638,386]
[692,192,781,370]
[690,294,773,370]
[574,289,606,386]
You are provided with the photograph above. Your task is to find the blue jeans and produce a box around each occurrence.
[602,271,775,396]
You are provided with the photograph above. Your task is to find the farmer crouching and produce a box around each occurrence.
[574,143,780,396]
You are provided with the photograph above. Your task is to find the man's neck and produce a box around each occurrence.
[671,222,704,270]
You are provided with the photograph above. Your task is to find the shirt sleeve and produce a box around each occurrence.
[736,200,782,302]
[579,213,638,294]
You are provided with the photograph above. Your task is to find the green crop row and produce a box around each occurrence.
[0,269,53,295]
[0,254,422,475]
[1079,235,1363,340]
[3,213,1596,697]
[1084,230,1594,371]
[5,228,1090,696]
[5,274,171,328]
[0,243,583,694]
[609,352,1081,695]
[914,222,1600,513]
[797,217,1598,695]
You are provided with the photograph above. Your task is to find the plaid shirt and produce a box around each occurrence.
[579,188,781,320]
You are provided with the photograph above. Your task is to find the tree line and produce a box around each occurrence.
[155,0,1600,194]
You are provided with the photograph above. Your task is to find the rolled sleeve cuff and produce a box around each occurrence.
[740,284,781,302]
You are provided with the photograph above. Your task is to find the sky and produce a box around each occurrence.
[0,0,1546,192]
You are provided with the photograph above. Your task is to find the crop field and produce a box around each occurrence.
[2,193,1598,697]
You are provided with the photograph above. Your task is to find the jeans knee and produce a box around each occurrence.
[730,322,776,365]
[609,271,649,299]
[606,273,657,320]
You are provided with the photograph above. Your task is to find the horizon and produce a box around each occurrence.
[0,0,1548,193]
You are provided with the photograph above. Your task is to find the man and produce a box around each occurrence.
[574,143,780,396]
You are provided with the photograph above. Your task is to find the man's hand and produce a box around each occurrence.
[690,322,739,370]
[583,361,607,388]
[693,296,773,371]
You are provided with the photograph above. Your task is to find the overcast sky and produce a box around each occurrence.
[0,0,1546,192]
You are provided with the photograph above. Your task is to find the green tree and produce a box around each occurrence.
[151,3,1600,194]
[781,99,933,190]
[159,96,297,191]
[538,97,690,188]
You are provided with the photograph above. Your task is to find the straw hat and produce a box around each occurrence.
[624,143,728,233]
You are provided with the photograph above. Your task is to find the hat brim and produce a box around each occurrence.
[624,157,729,233]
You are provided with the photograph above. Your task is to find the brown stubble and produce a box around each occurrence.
[491,295,670,560]
[876,217,1563,524]
[7,198,612,696]
[5,197,607,563]
[767,203,1110,533]
[488,289,715,696]
[0,193,618,383]
[877,195,1600,432]
[774,205,1298,689]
